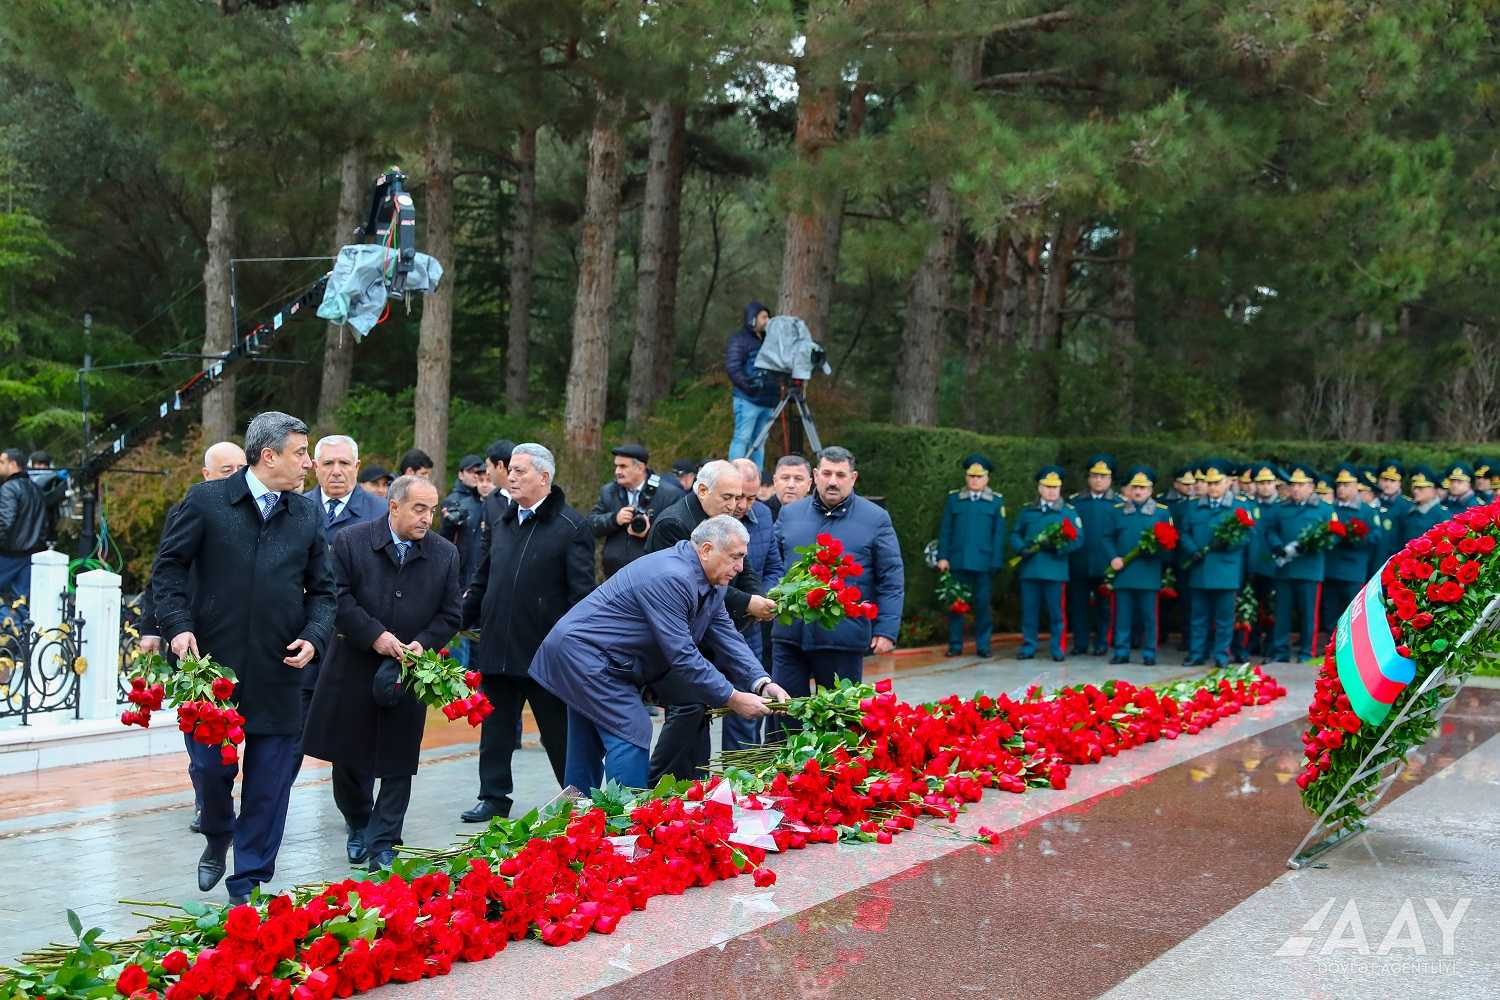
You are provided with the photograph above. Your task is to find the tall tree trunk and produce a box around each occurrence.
[629,102,686,423]
[1024,237,1044,351]
[505,127,537,414]
[993,238,1019,348]
[315,147,364,431]
[777,46,840,336]
[1108,228,1137,428]
[414,111,454,482]
[1039,219,1081,347]
[201,180,236,443]
[961,234,998,429]
[564,102,624,454]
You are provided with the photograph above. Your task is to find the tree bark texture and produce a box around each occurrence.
[315,146,364,431]
[414,112,454,482]
[777,55,840,337]
[200,180,237,444]
[564,102,624,454]
[505,127,537,414]
[961,234,997,429]
[629,102,686,423]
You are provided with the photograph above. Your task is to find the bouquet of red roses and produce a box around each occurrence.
[1007,517,1078,568]
[1277,516,1345,566]
[1104,521,1179,584]
[1340,517,1371,545]
[121,652,247,765]
[769,532,879,628]
[1183,507,1255,568]
[935,570,973,615]
[398,648,495,726]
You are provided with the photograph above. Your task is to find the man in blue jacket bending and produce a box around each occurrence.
[726,301,779,468]
[772,446,905,703]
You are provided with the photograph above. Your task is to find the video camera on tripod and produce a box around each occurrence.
[749,315,831,457]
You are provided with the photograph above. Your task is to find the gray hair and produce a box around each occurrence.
[817,445,856,471]
[694,459,735,492]
[775,454,811,474]
[388,474,437,505]
[691,513,749,549]
[314,434,359,462]
[244,411,308,465]
[510,442,555,480]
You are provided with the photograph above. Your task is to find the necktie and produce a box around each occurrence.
[518,508,532,526]
[395,540,410,564]
[259,492,279,520]
[326,498,339,527]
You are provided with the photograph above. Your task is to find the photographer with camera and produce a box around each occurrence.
[440,454,487,583]
[587,443,684,580]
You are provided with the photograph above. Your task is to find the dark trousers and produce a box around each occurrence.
[648,704,712,785]
[1177,584,1195,649]
[947,569,993,655]
[1019,580,1065,657]
[1322,579,1362,639]
[188,731,301,899]
[769,642,865,739]
[721,713,761,754]
[1066,574,1108,652]
[1112,588,1158,661]
[478,673,568,813]
[1189,587,1236,666]
[0,553,30,603]
[1272,579,1322,661]
[1249,575,1276,656]
[184,734,205,813]
[331,764,411,857]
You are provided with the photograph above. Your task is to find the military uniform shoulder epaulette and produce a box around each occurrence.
[1112,500,1126,509]
[948,488,961,495]
[1068,492,1082,501]
[1062,502,1078,511]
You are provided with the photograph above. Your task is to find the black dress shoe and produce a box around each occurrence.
[944,648,962,658]
[1016,651,1036,661]
[1183,658,1206,667]
[228,893,249,906]
[1141,655,1157,666]
[1108,654,1129,665]
[346,825,368,865]
[198,839,229,892]
[1090,645,1109,657]
[460,800,508,824]
[975,650,992,659]
[189,810,202,834]
[367,848,396,871]
[1051,653,1066,662]
[1068,645,1084,656]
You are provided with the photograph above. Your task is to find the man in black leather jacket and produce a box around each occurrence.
[0,448,46,603]
[587,443,684,579]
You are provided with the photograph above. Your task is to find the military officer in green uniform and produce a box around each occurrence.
[1322,462,1382,635]
[1243,463,1282,658]
[1398,465,1446,548]
[1066,453,1118,656]
[1475,458,1500,504]
[1178,459,1249,667]
[1356,467,1377,507]
[1441,462,1483,512]
[1266,463,1333,662]
[1106,465,1172,666]
[1011,465,1083,662]
[1159,465,1197,651]
[936,453,1006,658]
[1373,459,1411,564]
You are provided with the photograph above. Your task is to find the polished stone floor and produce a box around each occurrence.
[2,650,1496,999]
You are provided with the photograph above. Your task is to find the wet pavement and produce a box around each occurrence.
[2,651,1495,999]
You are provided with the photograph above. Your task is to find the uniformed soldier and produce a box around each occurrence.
[1398,465,1447,547]
[1243,463,1282,658]
[1313,473,1333,505]
[1158,465,1196,651]
[1356,467,1377,507]
[1011,465,1083,662]
[1265,462,1333,662]
[1441,462,1482,511]
[1066,453,1118,656]
[1322,462,1382,634]
[1236,464,1253,500]
[1477,458,1500,504]
[1106,465,1172,666]
[936,453,1006,659]
[1178,459,1249,667]
[1374,458,1411,563]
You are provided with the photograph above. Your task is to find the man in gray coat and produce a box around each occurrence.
[530,515,789,792]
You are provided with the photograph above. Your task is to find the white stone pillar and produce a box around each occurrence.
[24,550,71,717]
[76,568,123,721]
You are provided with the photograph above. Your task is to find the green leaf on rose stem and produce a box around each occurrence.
[66,910,82,940]
[195,914,221,932]
[730,848,748,869]
[181,901,210,917]
[1432,639,1448,651]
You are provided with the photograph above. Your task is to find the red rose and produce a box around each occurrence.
[1458,561,1481,584]
[1409,537,1434,556]
[224,904,259,941]
[1060,520,1078,541]
[116,964,149,997]
[1236,508,1254,528]
[160,951,190,976]
[874,678,892,693]
[210,677,235,701]
[219,744,238,766]
[1480,535,1497,554]
[806,588,828,609]
[862,602,879,620]
[1445,520,1470,538]
[816,532,833,547]
[1409,612,1434,630]
[751,867,776,887]
[1327,520,1347,537]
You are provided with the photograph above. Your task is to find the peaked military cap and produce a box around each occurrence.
[1286,463,1317,485]
[1035,464,1065,488]
[1377,459,1404,482]
[1333,462,1361,485]
[1124,464,1156,488]
[962,453,994,475]
[1409,465,1439,489]
[1444,461,1473,484]
[1085,453,1114,476]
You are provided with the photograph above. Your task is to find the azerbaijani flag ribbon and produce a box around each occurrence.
[1333,572,1417,727]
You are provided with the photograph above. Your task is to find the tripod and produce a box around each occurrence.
[749,378,822,458]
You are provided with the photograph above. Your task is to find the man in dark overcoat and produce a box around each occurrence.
[458,443,594,824]
[303,475,461,870]
[151,411,336,904]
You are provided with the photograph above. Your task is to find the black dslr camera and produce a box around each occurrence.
[626,474,661,538]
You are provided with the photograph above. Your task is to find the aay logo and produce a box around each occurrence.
[1275,898,1470,958]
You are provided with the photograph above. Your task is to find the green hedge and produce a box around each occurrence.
[840,423,1500,640]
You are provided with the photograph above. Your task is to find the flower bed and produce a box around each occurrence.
[2,665,1284,1000]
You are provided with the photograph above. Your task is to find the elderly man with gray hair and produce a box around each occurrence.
[531,515,789,792]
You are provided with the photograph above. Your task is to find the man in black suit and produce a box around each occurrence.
[587,443,684,579]
[459,443,594,823]
[301,434,388,718]
[303,475,461,870]
[152,411,336,904]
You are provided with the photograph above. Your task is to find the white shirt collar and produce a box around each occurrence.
[245,467,275,502]
[322,490,351,515]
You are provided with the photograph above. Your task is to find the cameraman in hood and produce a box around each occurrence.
[726,301,779,469]
[587,444,685,579]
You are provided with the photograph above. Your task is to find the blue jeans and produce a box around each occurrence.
[728,395,775,469]
[448,633,470,668]
[563,707,649,793]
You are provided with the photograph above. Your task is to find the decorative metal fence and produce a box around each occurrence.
[119,593,146,704]
[0,596,88,725]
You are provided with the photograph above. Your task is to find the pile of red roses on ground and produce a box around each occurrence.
[121,654,246,765]
[769,533,877,627]
[9,665,1285,1000]
[1298,500,1500,828]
